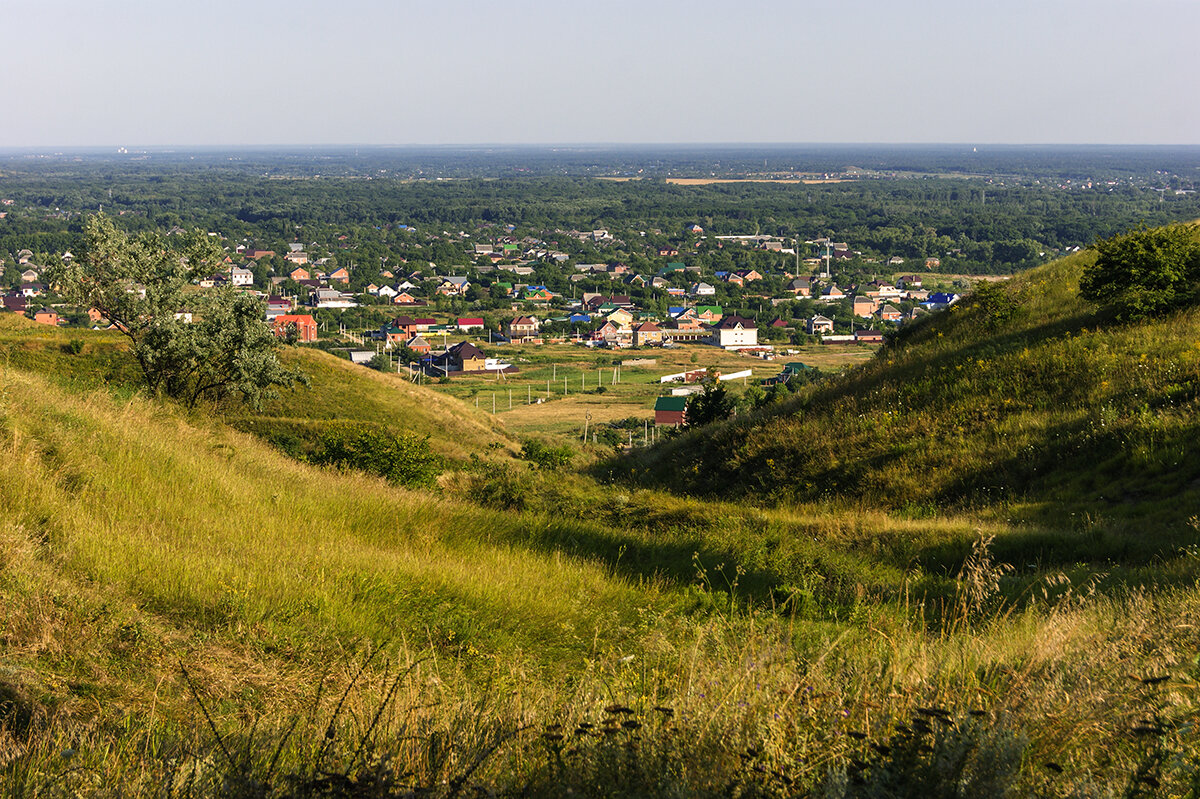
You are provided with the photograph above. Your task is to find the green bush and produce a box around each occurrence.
[520,439,574,471]
[1079,224,1200,320]
[312,426,442,488]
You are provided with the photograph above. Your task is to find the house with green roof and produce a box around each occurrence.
[654,395,688,426]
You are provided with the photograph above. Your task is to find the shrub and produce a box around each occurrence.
[969,281,1021,331]
[520,439,574,471]
[312,426,442,488]
[1079,224,1200,321]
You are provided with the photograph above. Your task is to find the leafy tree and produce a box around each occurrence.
[685,368,734,428]
[46,214,305,409]
[1079,224,1200,320]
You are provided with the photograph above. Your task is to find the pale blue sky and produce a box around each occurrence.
[4,0,1196,147]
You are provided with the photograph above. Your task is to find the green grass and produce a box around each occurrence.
[4,240,1200,795]
[0,315,513,462]
[424,341,874,436]
[614,245,1200,540]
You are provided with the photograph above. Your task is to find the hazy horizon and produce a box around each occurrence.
[6,0,1198,149]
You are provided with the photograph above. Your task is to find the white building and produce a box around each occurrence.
[709,315,758,349]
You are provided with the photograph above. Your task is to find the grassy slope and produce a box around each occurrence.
[3,274,1200,792]
[0,315,512,461]
[617,246,1200,543]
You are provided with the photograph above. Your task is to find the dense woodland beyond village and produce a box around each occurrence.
[3,145,1200,797]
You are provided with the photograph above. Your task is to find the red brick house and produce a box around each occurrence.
[33,307,59,326]
[272,314,318,342]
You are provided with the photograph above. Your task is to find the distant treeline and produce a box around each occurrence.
[2,149,1199,275]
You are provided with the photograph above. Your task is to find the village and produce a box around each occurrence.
[0,219,970,431]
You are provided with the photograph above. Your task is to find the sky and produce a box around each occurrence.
[3,0,1197,148]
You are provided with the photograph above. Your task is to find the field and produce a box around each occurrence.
[422,341,876,436]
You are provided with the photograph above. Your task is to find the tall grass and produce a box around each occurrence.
[614,248,1200,538]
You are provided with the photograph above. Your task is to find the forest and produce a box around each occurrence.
[2,145,1199,279]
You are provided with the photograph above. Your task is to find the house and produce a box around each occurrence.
[524,286,554,302]
[433,341,488,373]
[592,320,631,347]
[265,296,293,319]
[413,317,437,332]
[878,304,902,322]
[632,321,663,347]
[725,274,745,287]
[457,317,485,332]
[20,283,46,298]
[311,288,357,309]
[405,335,432,355]
[691,282,716,297]
[289,267,311,282]
[20,269,39,283]
[852,296,878,318]
[709,315,758,349]
[736,270,763,282]
[437,276,471,296]
[654,395,688,426]
[897,275,923,290]
[505,315,540,342]
[605,307,635,328]
[1,295,28,314]
[230,266,254,287]
[923,292,961,309]
[787,277,812,296]
[694,305,723,323]
[271,314,318,342]
[924,257,941,269]
[819,284,845,302]
[326,267,350,284]
[808,315,834,335]
[686,224,704,234]
[246,249,276,260]
[657,246,679,257]
[855,329,885,344]
[284,251,309,265]
[765,361,815,385]
[33,307,59,326]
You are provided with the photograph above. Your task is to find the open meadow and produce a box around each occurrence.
[425,341,876,437]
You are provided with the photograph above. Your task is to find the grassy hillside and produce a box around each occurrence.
[616,245,1200,542]
[3,252,1200,795]
[0,315,512,461]
[2,358,1198,795]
